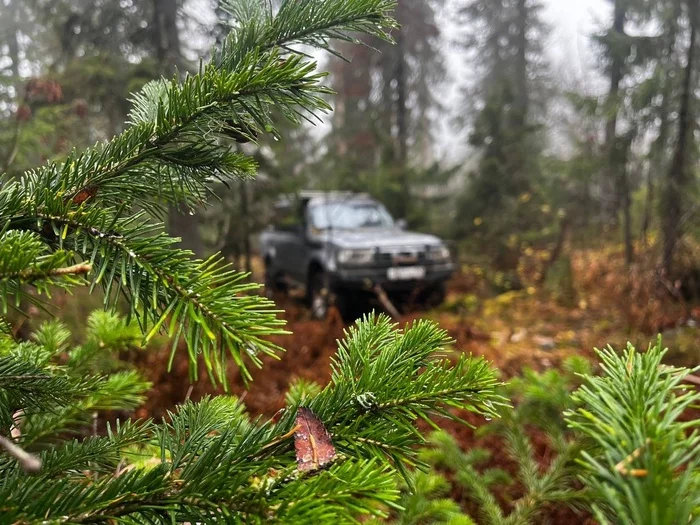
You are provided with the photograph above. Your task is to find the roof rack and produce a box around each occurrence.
[273,191,371,207]
[298,190,369,200]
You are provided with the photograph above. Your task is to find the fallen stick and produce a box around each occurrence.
[372,283,401,320]
[682,373,700,388]
[0,433,41,473]
[658,365,700,388]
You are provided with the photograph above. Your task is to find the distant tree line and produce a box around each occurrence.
[1,0,697,282]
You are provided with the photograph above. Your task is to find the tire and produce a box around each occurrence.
[264,259,284,298]
[308,271,370,322]
[309,271,331,320]
[421,282,447,309]
[335,293,365,324]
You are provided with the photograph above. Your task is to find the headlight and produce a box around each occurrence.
[427,245,451,262]
[337,248,375,265]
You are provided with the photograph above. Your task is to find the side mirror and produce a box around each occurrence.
[396,219,407,230]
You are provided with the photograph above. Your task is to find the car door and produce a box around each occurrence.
[284,224,308,285]
[285,199,313,284]
[271,201,307,286]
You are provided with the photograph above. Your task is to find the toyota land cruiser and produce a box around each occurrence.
[259,192,454,320]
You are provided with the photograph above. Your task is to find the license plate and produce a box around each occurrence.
[387,266,426,281]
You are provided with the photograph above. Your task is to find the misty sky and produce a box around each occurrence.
[543,0,610,75]
[437,0,612,161]
[183,0,615,161]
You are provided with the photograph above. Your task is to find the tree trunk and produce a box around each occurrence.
[220,216,240,264]
[604,0,627,223]
[621,163,633,265]
[514,0,529,128]
[644,1,680,246]
[151,0,203,255]
[662,1,696,275]
[604,0,635,264]
[395,31,409,220]
[640,166,654,246]
[1,0,23,174]
[168,208,204,255]
[7,0,20,84]
[379,49,394,154]
[152,0,182,67]
[330,39,374,178]
[604,0,625,163]
[538,216,570,285]
[239,180,251,274]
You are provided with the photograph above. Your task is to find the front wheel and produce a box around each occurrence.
[264,260,285,299]
[309,271,330,320]
[308,273,363,322]
[420,282,447,309]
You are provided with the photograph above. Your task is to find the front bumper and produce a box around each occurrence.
[330,262,454,291]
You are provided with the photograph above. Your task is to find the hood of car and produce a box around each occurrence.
[321,228,444,250]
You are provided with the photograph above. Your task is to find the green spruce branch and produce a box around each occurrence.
[566,339,700,524]
[0,314,502,523]
[0,0,396,384]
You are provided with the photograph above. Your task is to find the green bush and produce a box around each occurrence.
[390,357,589,524]
[0,311,150,447]
[389,346,700,524]
[566,339,700,524]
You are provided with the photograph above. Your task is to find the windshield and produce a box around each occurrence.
[308,201,395,230]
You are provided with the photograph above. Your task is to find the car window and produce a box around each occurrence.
[272,203,302,232]
[308,201,395,230]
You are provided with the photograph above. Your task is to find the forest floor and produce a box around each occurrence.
[34,243,695,523]
[126,245,697,524]
[136,246,700,419]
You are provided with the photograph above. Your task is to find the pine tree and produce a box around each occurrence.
[566,339,700,524]
[0,1,505,522]
[374,0,446,220]
[661,0,698,275]
[453,0,550,267]
[0,311,151,448]
[398,358,590,524]
[595,0,657,264]
[587,0,698,271]
[384,343,700,524]
[638,0,684,245]
[326,0,446,220]
[0,0,159,176]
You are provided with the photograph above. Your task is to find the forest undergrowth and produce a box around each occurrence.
[10,239,698,524]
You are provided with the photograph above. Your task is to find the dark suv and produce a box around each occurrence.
[259,192,454,319]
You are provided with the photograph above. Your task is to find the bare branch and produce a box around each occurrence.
[0,433,41,473]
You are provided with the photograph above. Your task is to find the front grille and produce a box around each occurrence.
[375,247,426,267]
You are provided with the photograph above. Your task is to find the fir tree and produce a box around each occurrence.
[0,1,505,522]
[401,358,590,524]
[386,344,700,524]
[326,0,446,220]
[453,0,550,267]
[566,340,700,524]
[661,0,698,275]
